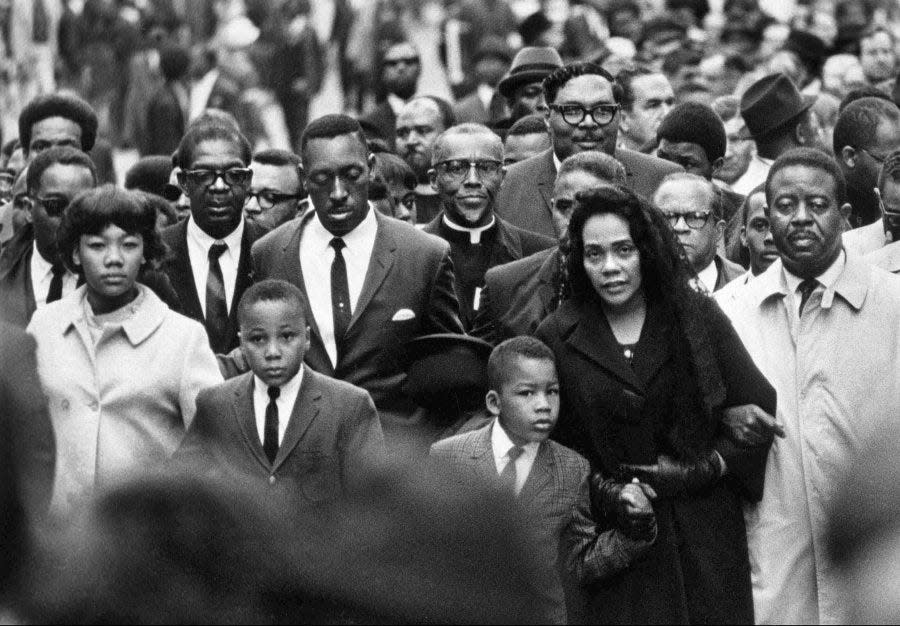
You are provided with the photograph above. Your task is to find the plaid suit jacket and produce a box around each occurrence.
[430,422,652,623]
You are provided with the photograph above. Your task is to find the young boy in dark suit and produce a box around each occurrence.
[174,279,385,508]
[430,336,656,624]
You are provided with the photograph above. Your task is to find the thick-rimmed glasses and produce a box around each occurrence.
[663,211,712,229]
[549,103,620,127]
[245,190,303,209]
[434,159,503,181]
[182,167,252,189]
[36,195,72,217]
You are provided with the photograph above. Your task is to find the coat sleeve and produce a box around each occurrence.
[337,388,386,493]
[178,322,225,429]
[422,243,465,335]
[708,299,776,502]
[170,387,219,478]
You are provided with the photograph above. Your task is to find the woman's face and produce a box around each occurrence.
[74,224,144,310]
[582,213,643,312]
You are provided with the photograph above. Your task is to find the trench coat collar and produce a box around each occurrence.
[58,284,168,346]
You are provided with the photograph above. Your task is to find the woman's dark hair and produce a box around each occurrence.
[564,185,726,457]
[57,185,168,275]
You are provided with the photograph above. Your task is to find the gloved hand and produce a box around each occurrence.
[591,474,657,541]
[618,452,723,497]
[722,404,785,447]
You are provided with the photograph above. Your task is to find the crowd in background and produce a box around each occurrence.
[3,0,900,624]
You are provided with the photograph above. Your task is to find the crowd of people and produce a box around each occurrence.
[3,0,900,624]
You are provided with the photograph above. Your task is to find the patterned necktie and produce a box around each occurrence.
[500,446,524,494]
[46,262,66,304]
[798,278,818,315]
[206,242,229,348]
[330,237,351,361]
[263,386,280,464]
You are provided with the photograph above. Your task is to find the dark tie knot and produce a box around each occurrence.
[507,446,524,462]
[330,237,346,253]
[50,262,66,277]
[209,242,228,261]
[267,386,281,401]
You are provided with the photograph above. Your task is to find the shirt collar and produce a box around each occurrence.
[254,365,304,403]
[695,258,720,293]
[31,242,55,278]
[387,93,407,116]
[60,284,169,345]
[476,83,494,111]
[441,213,496,244]
[552,151,561,173]
[307,202,378,249]
[755,248,869,311]
[490,417,541,462]
[187,214,244,253]
[782,249,845,294]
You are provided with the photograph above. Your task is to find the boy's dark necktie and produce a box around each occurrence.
[264,386,280,464]
[500,446,524,494]
[206,242,229,344]
[330,237,351,358]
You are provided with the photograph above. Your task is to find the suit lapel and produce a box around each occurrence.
[273,369,321,470]
[168,221,203,319]
[535,249,560,319]
[563,301,644,391]
[631,301,670,386]
[347,212,395,332]
[518,442,553,505]
[536,149,556,219]
[232,376,271,472]
[469,424,499,484]
[224,225,257,346]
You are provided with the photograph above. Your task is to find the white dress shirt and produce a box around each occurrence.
[387,93,407,117]
[783,250,845,321]
[30,243,77,308]
[731,155,774,196]
[299,207,379,366]
[476,83,494,113]
[694,259,720,294]
[491,418,540,495]
[252,366,304,447]
[186,217,244,316]
[189,68,218,121]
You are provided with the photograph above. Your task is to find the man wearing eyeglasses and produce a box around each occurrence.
[834,97,900,249]
[160,120,270,354]
[421,124,553,329]
[245,149,306,231]
[654,173,744,293]
[360,42,422,149]
[495,63,681,239]
[0,148,97,328]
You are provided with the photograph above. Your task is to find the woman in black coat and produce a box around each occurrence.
[536,185,777,624]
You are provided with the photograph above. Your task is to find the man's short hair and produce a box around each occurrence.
[765,147,847,206]
[251,148,302,170]
[656,171,722,220]
[26,146,97,195]
[860,24,895,47]
[19,93,99,154]
[838,86,893,113]
[406,96,456,131]
[506,114,548,137]
[557,151,627,186]
[300,114,367,158]
[616,66,658,110]
[487,336,556,392]
[878,150,900,189]
[832,97,900,154]
[657,102,727,162]
[172,121,252,170]
[431,123,502,165]
[237,279,309,327]
[543,62,623,105]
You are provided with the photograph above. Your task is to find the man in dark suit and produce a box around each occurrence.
[430,337,656,624]
[174,280,384,506]
[495,63,682,239]
[472,151,626,344]
[252,114,464,446]
[144,44,190,157]
[161,120,269,354]
[422,123,553,328]
[360,42,421,149]
[0,148,96,327]
[451,37,510,125]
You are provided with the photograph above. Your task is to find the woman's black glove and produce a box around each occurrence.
[591,474,657,542]
[618,452,723,497]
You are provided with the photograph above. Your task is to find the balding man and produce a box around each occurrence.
[654,173,744,292]
[421,124,554,328]
[396,96,455,223]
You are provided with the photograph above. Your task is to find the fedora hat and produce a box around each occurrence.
[739,73,815,140]
[498,47,564,99]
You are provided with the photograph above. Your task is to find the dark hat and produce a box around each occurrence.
[638,15,688,48]
[124,155,180,201]
[473,35,512,65]
[498,47,564,99]
[518,12,553,46]
[783,29,827,72]
[401,334,493,405]
[739,73,815,140]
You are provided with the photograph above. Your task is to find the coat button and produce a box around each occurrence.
[269,475,276,485]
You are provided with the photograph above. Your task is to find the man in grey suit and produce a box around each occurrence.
[251,115,464,448]
[495,63,682,239]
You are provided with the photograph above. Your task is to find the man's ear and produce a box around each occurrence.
[739,225,749,249]
[485,389,501,417]
[428,168,438,192]
[840,146,858,169]
[175,169,188,193]
[711,156,725,176]
[839,201,852,222]
[715,219,726,243]
[303,324,311,352]
[367,153,377,182]
[21,196,34,223]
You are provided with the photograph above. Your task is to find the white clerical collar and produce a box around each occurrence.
[442,213,496,244]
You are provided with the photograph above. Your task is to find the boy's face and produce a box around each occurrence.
[487,357,560,445]
[239,299,310,388]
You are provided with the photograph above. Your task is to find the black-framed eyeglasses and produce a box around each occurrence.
[663,210,712,229]
[549,102,620,127]
[36,195,72,217]
[383,56,420,68]
[434,159,503,180]
[182,167,252,189]
[245,189,303,209]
